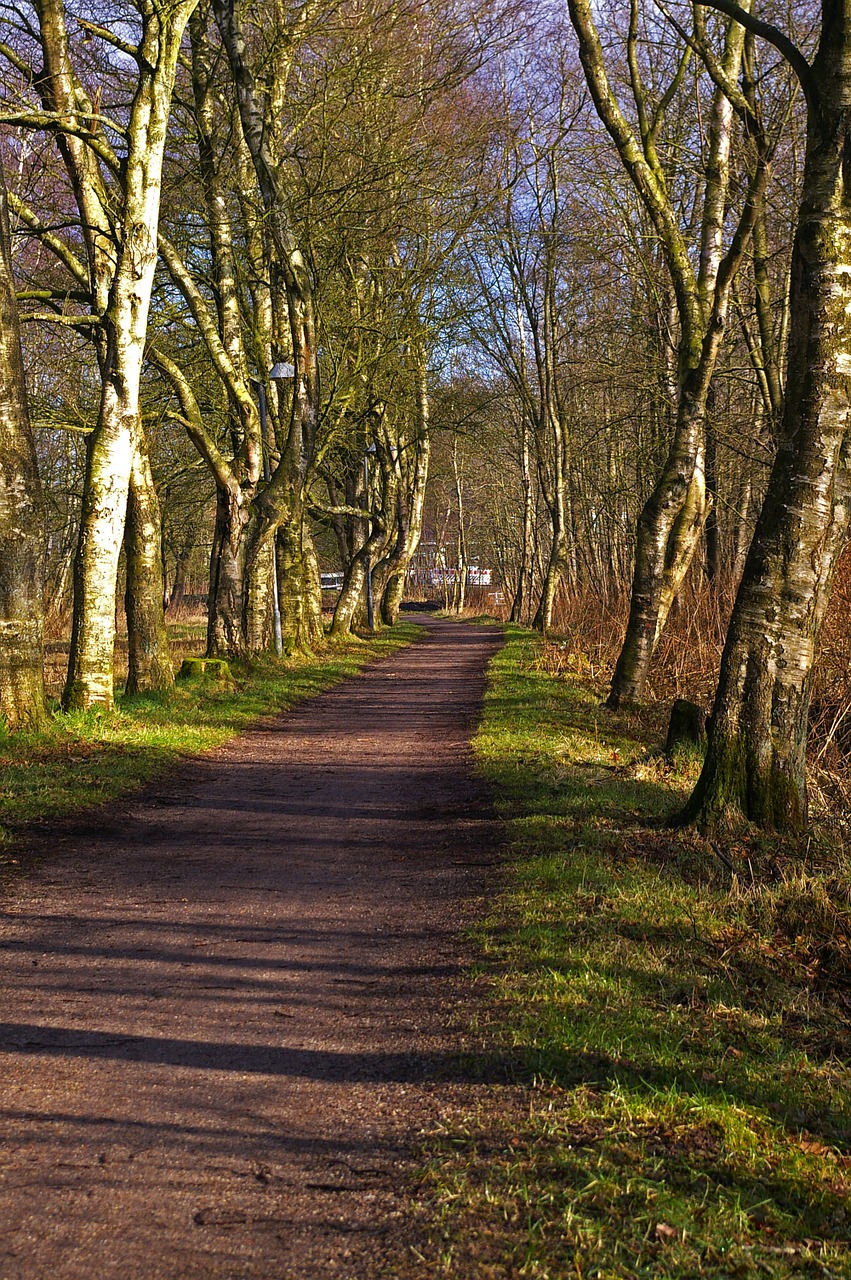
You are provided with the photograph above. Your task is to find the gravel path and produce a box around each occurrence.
[0,616,503,1279]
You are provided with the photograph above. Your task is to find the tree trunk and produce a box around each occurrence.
[207,484,245,657]
[169,535,196,611]
[374,384,431,626]
[704,392,721,581]
[532,520,568,634]
[124,437,173,695]
[450,435,467,616]
[275,514,314,654]
[301,523,324,645]
[452,528,468,615]
[510,415,535,624]
[607,390,710,706]
[381,572,406,626]
[64,382,137,709]
[682,5,851,832]
[0,163,46,729]
[334,504,390,636]
[332,552,369,636]
[63,2,198,709]
[244,535,273,655]
[733,472,753,577]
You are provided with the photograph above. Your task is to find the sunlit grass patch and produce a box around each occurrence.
[414,625,851,1279]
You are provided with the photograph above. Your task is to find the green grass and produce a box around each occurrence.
[416,626,851,1279]
[0,622,421,856]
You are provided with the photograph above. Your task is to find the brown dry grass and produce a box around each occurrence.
[516,550,851,849]
[43,603,208,700]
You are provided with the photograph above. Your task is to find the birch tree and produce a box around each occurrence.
[150,0,268,658]
[207,0,324,653]
[682,0,851,832]
[3,0,197,708]
[461,45,580,635]
[0,158,46,728]
[568,0,771,706]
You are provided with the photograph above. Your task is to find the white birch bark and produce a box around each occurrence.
[63,1,198,708]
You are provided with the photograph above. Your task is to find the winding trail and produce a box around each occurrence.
[0,616,503,1280]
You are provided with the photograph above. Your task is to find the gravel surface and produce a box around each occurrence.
[0,616,504,1279]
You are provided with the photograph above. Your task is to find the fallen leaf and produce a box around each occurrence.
[800,1139,836,1160]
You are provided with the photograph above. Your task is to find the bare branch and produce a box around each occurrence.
[19,311,100,329]
[31,419,93,434]
[76,17,139,60]
[307,502,385,527]
[695,0,812,99]
[7,192,91,289]
[16,288,90,303]
[147,345,238,496]
[0,110,123,172]
[0,39,36,80]
[653,0,756,125]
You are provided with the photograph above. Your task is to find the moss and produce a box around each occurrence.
[680,729,806,834]
[178,657,234,685]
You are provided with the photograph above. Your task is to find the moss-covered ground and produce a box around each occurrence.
[415,626,851,1279]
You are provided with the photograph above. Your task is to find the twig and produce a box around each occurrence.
[708,839,735,874]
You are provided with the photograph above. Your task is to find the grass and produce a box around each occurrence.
[414,626,851,1279]
[0,621,422,856]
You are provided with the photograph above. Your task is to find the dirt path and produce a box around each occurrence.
[0,616,504,1280]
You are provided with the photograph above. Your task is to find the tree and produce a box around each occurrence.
[568,0,772,705]
[0,157,46,728]
[209,0,324,654]
[681,0,851,832]
[459,36,581,634]
[2,0,195,707]
[153,0,267,658]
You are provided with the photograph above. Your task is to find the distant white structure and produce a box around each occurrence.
[429,566,491,587]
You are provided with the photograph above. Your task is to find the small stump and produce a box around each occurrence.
[665,698,707,760]
[178,657,235,689]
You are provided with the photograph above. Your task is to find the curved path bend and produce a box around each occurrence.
[0,616,503,1280]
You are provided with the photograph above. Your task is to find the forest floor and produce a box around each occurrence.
[0,614,506,1279]
[419,625,851,1279]
[1,616,850,1280]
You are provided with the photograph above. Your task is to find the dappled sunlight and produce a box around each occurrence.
[0,616,504,1278]
[423,625,851,1277]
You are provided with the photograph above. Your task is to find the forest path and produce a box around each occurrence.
[0,616,504,1280]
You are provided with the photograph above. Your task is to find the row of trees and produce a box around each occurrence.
[416,0,847,834]
[0,0,848,838]
[0,0,493,708]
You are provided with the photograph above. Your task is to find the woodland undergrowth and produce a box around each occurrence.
[544,545,851,848]
[412,621,851,1280]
